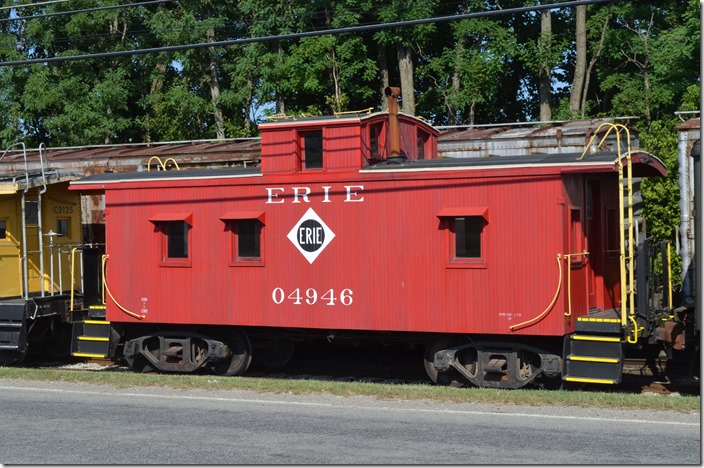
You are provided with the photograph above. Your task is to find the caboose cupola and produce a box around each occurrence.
[258,89,438,175]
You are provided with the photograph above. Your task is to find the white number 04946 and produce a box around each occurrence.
[272,288,353,306]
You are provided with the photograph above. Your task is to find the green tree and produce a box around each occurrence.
[417,6,517,125]
[374,0,439,115]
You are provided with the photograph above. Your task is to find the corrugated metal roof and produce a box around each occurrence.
[0,118,643,176]
[0,138,261,168]
[436,119,640,158]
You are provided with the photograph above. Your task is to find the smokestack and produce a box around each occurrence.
[384,87,402,158]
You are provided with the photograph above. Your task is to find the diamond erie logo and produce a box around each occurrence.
[287,207,336,264]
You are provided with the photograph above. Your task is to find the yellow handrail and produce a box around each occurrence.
[627,315,644,344]
[102,254,145,320]
[666,241,673,310]
[510,254,563,332]
[334,107,374,117]
[70,247,77,311]
[581,122,636,336]
[562,251,590,317]
[147,156,180,171]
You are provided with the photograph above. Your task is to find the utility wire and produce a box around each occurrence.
[0,0,176,24]
[0,0,614,67]
[0,0,69,11]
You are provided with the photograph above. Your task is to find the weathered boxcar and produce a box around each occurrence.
[69,89,680,388]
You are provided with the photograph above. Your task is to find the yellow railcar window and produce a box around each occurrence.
[56,218,69,237]
[0,219,5,239]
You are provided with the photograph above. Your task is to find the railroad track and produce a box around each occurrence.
[15,345,700,396]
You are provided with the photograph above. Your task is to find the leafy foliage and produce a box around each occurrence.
[0,0,698,249]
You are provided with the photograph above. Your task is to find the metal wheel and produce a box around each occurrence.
[209,329,252,376]
[125,354,155,373]
[423,336,472,387]
[123,336,158,373]
[516,350,540,382]
[0,348,28,366]
[252,338,295,369]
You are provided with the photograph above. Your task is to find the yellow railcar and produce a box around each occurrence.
[0,145,91,365]
[0,178,83,298]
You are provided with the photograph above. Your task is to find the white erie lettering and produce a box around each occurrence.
[266,185,364,204]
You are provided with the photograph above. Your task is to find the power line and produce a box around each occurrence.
[0,0,176,24]
[0,0,614,67]
[0,0,70,11]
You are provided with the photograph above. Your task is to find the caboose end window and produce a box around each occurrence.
[0,219,6,239]
[417,130,429,160]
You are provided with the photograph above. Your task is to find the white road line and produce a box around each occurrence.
[0,385,698,427]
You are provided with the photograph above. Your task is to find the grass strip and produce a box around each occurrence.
[0,367,698,413]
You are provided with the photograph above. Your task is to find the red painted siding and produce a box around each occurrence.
[102,166,609,338]
[259,113,439,174]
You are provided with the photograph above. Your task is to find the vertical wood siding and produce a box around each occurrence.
[103,167,617,338]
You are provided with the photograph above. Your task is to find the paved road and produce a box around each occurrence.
[0,379,699,464]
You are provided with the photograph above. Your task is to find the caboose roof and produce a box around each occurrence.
[70,150,665,191]
[363,150,666,177]
[0,169,78,194]
[259,110,439,135]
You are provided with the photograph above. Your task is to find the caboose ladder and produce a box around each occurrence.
[564,123,638,385]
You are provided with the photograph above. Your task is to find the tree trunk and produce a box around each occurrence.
[539,8,552,122]
[569,5,586,117]
[397,44,415,116]
[581,8,610,117]
[331,47,342,113]
[276,43,286,114]
[449,36,466,126]
[377,44,389,110]
[244,68,254,135]
[207,27,225,140]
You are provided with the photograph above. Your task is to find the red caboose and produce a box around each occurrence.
[70,89,668,388]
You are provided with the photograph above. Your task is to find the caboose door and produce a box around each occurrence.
[568,206,589,315]
[585,181,602,310]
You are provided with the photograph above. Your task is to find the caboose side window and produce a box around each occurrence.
[235,219,262,260]
[166,221,189,259]
[150,213,193,266]
[220,211,265,267]
[437,207,488,269]
[454,217,483,258]
[301,130,323,170]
